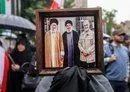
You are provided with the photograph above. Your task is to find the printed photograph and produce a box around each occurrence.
[44,16,96,68]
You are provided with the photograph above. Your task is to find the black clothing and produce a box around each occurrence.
[48,66,113,92]
[62,31,80,67]
[22,52,39,92]
[109,80,127,92]
[7,37,32,92]
[48,66,90,92]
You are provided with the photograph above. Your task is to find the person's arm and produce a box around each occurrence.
[11,64,20,71]
[125,49,130,82]
[59,32,64,56]
[125,59,130,82]
[78,34,86,53]
[58,32,64,67]
[104,44,117,65]
[86,32,95,54]
[86,44,95,54]
[127,59,129,77]
[104,54,117,65]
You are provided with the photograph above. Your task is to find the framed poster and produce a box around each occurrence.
[36,8,104,75]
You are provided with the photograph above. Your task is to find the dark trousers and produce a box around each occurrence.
[79,61,96,68]
[127,83,130,92]
[109,80,127,92]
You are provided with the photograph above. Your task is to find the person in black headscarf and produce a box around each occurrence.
[7,34,32,92]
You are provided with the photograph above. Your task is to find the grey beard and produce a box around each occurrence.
[67,29,72,32]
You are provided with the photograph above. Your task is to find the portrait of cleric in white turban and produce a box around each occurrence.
[44,18,64,68]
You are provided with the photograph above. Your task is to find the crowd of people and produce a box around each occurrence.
[104,30,130,92]
[0,18,130,92]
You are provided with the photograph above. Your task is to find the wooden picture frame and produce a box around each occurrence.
[36,8,104,75]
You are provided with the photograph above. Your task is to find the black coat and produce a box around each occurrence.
[48,66,91,92]
[7,50,33,92]
[62,31,80,67]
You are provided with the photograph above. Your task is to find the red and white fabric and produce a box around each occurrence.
[0,47,9,92]
[50,0,64,9]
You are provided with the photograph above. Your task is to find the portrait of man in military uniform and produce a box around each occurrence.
[78,19,95,68]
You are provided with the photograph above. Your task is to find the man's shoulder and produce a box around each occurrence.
[45,31,50,34]
[72,30,79,34]
[63,31,67,34]
[62,31,67,36]
[104,43,114,51]
[121,45,129,51]
[89,30,94,34]
[72,30,77,32]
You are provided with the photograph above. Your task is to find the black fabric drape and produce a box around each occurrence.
[48,66,90,92]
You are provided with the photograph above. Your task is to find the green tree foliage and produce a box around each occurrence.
[21,0,52,23]
[103,9,117,35]
[64,0,74,8]
[21,0,74,24]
